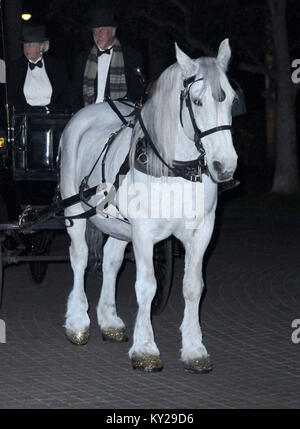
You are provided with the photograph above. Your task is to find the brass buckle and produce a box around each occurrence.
[190,172,202,182]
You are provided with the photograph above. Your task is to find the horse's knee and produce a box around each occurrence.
[102,252,122,272]
[135,273,157,306]
[102,239,126,273]
[183,279,203,302]
[70,242,88,269]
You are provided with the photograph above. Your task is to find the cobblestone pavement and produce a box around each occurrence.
[0,194,299,409]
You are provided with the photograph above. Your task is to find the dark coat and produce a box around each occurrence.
[71,44,143,112]
[7,55,71,112]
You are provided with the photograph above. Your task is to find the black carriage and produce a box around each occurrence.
[0,108,173,314]
[0,110,72,285]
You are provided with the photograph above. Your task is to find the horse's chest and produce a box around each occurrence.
[123,175,207,227]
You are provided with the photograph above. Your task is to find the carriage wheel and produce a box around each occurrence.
[27,231,52,284]
[151,237,173,315]
[0,240,3,308]
[29,260,48,284]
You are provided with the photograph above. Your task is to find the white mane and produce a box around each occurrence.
[129,62,180,177]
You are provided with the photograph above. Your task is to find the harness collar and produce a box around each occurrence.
[134,136,208,182]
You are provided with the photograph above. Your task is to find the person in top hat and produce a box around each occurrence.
[71,8,143,111]
[7,25,71,112]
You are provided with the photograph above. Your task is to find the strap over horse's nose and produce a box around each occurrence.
[199,125,232,139]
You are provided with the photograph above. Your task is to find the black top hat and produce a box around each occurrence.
[87,9,117,29]
[22,25,49,43]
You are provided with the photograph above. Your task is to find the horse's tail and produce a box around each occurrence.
[85,220,104,271]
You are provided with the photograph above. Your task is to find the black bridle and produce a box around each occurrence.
[135,75,234,182]
[179,75,233,165]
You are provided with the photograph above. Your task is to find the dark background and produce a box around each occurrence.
[1,0,300,195]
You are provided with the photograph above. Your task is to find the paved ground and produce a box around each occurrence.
[0,191,299,409]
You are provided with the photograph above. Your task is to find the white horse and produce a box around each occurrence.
[60,39,237,373]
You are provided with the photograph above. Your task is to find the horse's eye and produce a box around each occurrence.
[193,98,202,106]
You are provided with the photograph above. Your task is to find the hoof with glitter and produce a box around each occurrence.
[131,354,163,372]
[65,329,90,345]
[183,357,213,374]
[101,328,128,342]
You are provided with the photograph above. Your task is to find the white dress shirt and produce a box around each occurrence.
[23,57,53,106]
[95,47,113,103]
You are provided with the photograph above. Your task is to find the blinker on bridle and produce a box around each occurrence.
[180,75,233,156]
[183,75,197,88]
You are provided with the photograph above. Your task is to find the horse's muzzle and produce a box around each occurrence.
[213,161,235,182]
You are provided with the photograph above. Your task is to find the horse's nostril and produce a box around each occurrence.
[219,172,232,181]
[213,161,223,173]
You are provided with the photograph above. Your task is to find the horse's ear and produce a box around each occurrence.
[216,39,231,71]
[175,43,196,78]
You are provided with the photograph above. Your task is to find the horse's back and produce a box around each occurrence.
[60,102,134,198]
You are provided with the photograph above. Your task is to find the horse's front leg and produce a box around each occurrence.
[179,216,215,373]
[64,218,90,345]
[129,230,163,372]
[97,236,128,342]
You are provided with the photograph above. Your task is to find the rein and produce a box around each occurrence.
[19,98,135,230]
[135,111,207,182]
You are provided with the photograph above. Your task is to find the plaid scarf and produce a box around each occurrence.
[83,38,127,106]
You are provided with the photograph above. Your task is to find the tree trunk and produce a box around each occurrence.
[265,53,276,165]
[269,0,299,194]
[4,0,22,62]
[264,19,276,166]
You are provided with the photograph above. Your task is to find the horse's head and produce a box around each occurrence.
[176,39,238,183]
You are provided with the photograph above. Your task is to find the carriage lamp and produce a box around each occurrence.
[0,124,7,153]
[22,13,32,21]
[0,136,5,154]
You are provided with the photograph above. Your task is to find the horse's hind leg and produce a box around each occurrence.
[64,218,90,345]
[97,236,128,342]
